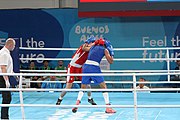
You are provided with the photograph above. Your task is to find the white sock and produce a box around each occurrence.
[77,91,84,101]
[103,92,109,104]
[88,96,92,99]
[59,96,62,100]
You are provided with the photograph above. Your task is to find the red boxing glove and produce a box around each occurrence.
[94,38,105,46]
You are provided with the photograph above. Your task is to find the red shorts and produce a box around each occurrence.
[67,65,82,83]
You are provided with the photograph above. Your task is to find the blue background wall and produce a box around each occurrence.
[0,8,180,83]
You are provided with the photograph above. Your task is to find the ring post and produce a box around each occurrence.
[19,73,25,120]
[133,74,138,120]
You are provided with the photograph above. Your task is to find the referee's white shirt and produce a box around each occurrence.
[0,47,13,73]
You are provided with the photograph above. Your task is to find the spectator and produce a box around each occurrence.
[41,60,52,70]
[20,61,27,70]
[28,61,40,88]
[55,60,66,70]
[171,60,180,88]
[55,60,67,82]
[136,78,150,93]
[38,60,52,87]
[63,83,80,89]
[28,60,38,70]
[41,75,62,90]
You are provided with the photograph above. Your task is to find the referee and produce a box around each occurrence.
[0,38,16,120]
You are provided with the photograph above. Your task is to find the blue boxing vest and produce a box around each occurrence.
[87,45,105,64]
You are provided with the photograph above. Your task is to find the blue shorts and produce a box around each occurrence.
[82,64,104,85]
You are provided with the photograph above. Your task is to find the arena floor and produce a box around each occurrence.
[1,92,180,120]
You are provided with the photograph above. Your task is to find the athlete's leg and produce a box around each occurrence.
[60,83,73,99]
[86,84,97,105]
[99,82,116,113]
[72,84,87,113]
[86,84,91,98]
[56,83,73,105]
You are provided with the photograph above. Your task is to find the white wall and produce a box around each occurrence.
[60,0,78,8]
[0,0,78,9]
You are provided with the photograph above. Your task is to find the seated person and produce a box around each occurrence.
[41,60,52,70]
[28,60,38,70]
[41,75,62,89]
[38,60,53,87]
[55,60,67,70]
[63,83,80,89]
[20,61,27,70]
[171,60,180,88]
[55,60,67,82]
[136,78,150,93]
[27,61,40,88]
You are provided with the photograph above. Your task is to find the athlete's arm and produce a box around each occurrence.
[104,49,113,64]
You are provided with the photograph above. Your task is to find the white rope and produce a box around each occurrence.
[1,72,180,76]
[2,88,180,92]
[15,80,180,85]
[19,58,72,61]
[19,69,180,73]
[1,104,180,108]
[167,49,171,82]
[19,58,180,61]
[28,81,135,84]
[0,88,134,92]
[115,47,180,51]
[19,47,77,51]
[19,74,25,120]
[0,104,133,107]
[19,47,180,51]
[26,80,180,84]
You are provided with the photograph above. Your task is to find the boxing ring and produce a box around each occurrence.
[1,47,180,120]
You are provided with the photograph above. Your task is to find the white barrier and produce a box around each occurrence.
[1,72,180,120]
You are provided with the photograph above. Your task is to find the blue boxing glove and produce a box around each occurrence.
[104,39,114,56]
[105,40,111,48]
[107,45,114,56]
[85,36,96,44]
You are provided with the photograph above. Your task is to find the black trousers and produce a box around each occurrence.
[0,76,11,119]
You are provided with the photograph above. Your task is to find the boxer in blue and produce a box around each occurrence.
[72,38,116,113]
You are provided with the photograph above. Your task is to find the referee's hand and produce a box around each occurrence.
[5,80,10,88]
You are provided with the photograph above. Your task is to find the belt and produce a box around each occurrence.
[70,62,82,68]
[85,60,99,66]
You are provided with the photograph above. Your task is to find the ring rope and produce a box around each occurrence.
[8,46,180,119]
[19,47,180,51]
[19,58,180,61]
[0,104,180,108]
[1,72,180,76]
[20,69,180,73]
[1,88,180,92]
[25,80,180,84]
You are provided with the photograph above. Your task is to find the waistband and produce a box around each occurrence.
[85,60,99,66]
[69,62,82,68]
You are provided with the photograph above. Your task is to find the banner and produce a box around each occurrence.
[78,1,180,17]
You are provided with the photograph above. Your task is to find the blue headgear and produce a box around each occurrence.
[85,36,96,44]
